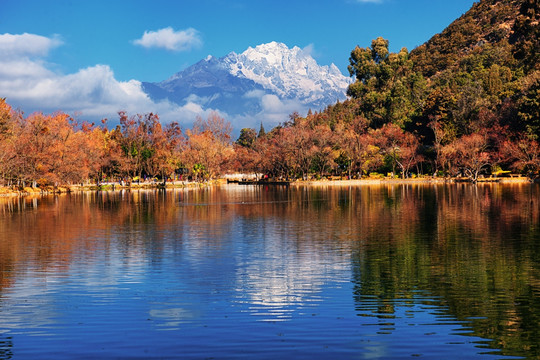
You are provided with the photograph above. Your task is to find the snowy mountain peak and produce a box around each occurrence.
[224,42,349,102]
[242,41,300,64]
[142,42,349,124]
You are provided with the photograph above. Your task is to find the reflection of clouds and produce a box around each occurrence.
[148,307,197,330]
[0,273,65,336]
[236,264,320,321]
[0,225,156,337]
[234,224,350,321]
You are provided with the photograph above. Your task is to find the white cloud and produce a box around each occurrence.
[259,94,308,124]
[132,27,202,51]
[261,94,283,111]
[243,89,266,99]
[301,43,317,58]
[261,94,306,115]
[0,33,214,127]
[0,58,53,79]
[0,32,63,58]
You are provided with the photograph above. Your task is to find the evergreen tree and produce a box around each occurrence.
[258,122,266,138]
[236,128,257,148]
[347,37,426,128]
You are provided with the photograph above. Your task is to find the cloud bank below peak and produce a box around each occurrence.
[0,32,220,126]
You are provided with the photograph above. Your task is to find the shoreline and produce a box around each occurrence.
[0,180,222,197]
[0,176,534,197]
[291,176,534,186]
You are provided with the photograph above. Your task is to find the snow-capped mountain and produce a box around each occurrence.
[226,42,349,105]
[142,42,349,120]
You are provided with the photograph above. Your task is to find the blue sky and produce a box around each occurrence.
[0,0,476,127]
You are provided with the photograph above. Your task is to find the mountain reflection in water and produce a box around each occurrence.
[0,184,539,359]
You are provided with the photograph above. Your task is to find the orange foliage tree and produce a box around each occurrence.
[373,123,422,178]
[183,112,233,181]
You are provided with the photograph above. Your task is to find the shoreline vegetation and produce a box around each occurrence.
[0,175,534,197]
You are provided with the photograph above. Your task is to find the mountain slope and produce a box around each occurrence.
[410,0,539,77]
[142,42,349,118]
[142,55,266,115]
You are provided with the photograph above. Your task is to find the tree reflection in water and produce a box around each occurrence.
[348,184,540,358]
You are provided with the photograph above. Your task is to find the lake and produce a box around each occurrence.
[1,184,539,359]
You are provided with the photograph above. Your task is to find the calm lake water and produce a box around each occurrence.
[1,184,539,359]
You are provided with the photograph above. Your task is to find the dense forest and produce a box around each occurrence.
[0,0,539,188]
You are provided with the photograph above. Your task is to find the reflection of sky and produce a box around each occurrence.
[0,272,506,359]
[232,217,351,321]
[0,188,524,359]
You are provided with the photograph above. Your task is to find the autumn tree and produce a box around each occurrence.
[373,123,421,178]
[278,118,319,180]
[311,124,337,178]
[7,112,88,187]
[146,121,184,185]
[0,98,13,137]
[394,131,423,178]
[255,130,291,179]
[194,111,233,145]
[55,120,97,184]
[0,102,109,187]
[335,117,381,178]
[441,133,492,182]
[117,111,155,181]
[184,112,233,181]
[230,144,261,178]
[501,134,540,177]
[0,99,19,185]
[85,120,123,184]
